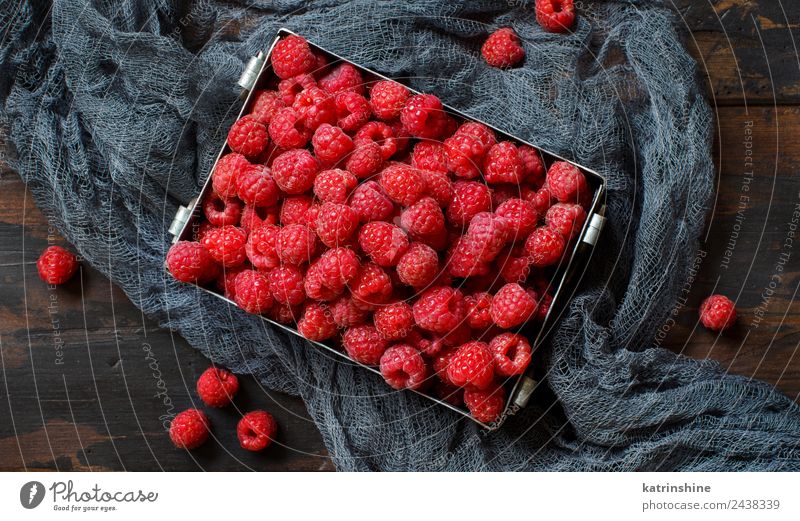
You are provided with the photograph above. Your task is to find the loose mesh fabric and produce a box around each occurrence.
[3,0,800,471]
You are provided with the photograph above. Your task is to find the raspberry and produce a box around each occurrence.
[312,125,354,166]
[699,294,737,331]
[546,161,589,203]
[535,0,576,33]
[169,409,210,449]
[203,193,242,226]
[249,89,285,124]
[317,247,361,291]
[525,226,566,267]
[447,181,492,227]
[329,296,370,328]
[36,245,79,285]
[481,27,525,68]
[344,141,382,179]
[268,301,300,324]
[245,223,280,270]
[276,224,317,265]
[518,145,545,185]
[464,383,505,423]
[387,118,411,154]
[355,121,397,160]
[457,121,497,149]
[304,261,341,301]
[271,148,319,194]
[465,212,509,262]
[278,73,316,105]
[491,283,538,328]
[419,168,454,207]
[369,80,410,120]
[235,164,280,207]
[465,292,493,329]
[334,91,372,133]
[216,265,245,299]
[413,287,466,334]
[408,329,445,357]
[234,269,274,313]
[309,168,356,205]
[358,221,409,267]
[484,141,524,184]
[489,333,532,376]
[528,186,555,216]
[400,197,446,247]
[349,180,395,223]
[268,265,306,306]
[241,204,279,234]
[227,115,269,158]
[446,341,494,390]
[293,86,336,131]
[202,225,247,267]
[315,202,359,247]
[374,301,415,340]
[271,35,316,79]
[237,410,277,452]
[495,245,532,283]
[411,141,448,173]
[444,132,490,179]
[447,237,491,278]
[280,195,314,226]
[167,241,218,284]
[380,344,428,390]
[496,197,539,239]
[536,292,553,321]
[196,367,239,407]
[212,153,250,198]
[268,107,311,149]
[312,51,329,75]
[400,94,449,139]
[396,242,439,288]
[546,203,587,240]
[342,325,389,365]
[442,323,472,348]
[298,302,338,341]
[349,262,393,310]
[318,63,365,95]
[379,163,427,206]
[430,346,455,382]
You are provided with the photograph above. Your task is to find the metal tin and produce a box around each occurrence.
[168,28,607,429]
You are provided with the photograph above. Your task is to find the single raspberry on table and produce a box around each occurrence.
[400,94,449,139]
[292,86,337,131]
[380,344,428,390]
[447,180,493,227]
[374,301,415,340]
[268,265,306,306]
[355,121,397,160]
[482,27,525,68]
[396,242,440,289]
[271,35,316,79]
[346,141,384,179]
[202,225,247,267]
[484,141,524,184]
[465,212,510,262]
[546,161,589,203]
[280,195,314,226]
[358,221,409,267]
[268,107,311,149]
[496,198,539,239]
[349,262,393,310]
[699,294,737,331]
[491,283,538,328]
[518,145,545,185]
[236,164,280,208]
[36,245,79,285]
[237,410,278,452]
[342,324,389,365]
[276,224,317,265]
[315,202,359,248]
[379,163,427,206]
[525,226,566,267]
[304,261,341,301]
[278,73,317,105]
[495,245,532,284]
[465,292,493,329]
[400,197,446,247]
[203,193,242,227]
[169,409,210,449]
[536,0,576,34]
[419,168,453,208]
[227,115,269,158]
[271,148,319,194]
[349,180,395,223]
[546,202,587,240]
[249,89,285,124]
[370,80,410,120]
[318,63,365,95]
[312,125,354,166]
[317,247,361,291]
[297,302,338,341]
[411,141,448,173]
[412,287,466,335]
[196,367,239,407]
[334,91,372,133]
[329,296,370,328]
[446,341,495,390]
[464,383,506,423]
[245,223,280,270]
[447,237,491,278]
[489,333,532,376]
[444,131,491,179]
[234,269,274,314]
[212,152,250,198]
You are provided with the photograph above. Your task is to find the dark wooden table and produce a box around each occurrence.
[1,1,798,471]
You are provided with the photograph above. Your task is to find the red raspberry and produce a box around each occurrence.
[241,204,279,234]
[271,35,316,79]
[369,80,410,120]
[411,141,448,173]
[169,409,210,449]
[374,301,415,340]
[464,383,505,423]
[400,197,446,247]
[245,224,280,270]
[235,163,280,207]
[380,344,428,390]
[268,107,311,149]
[212,153,250,198]
[196,367,239,407]
[481,27,525,68]
[298,302,338,341]
[312,125,354,166]
[396,242,439,289]
[216,265,245,299]
[465,212,510,262]
[342,324,389,365]
[202,225,247,267]
[280,195,313,226]
[334,91,372,133]
[412,287,466,334]
[268,265,306,306]
[408,329,445,357]
[400,94,449,139]
[441,323,472,348]
[203,193,242,226]
[304,261,342,301]
[234,269,274,314]
[546,161,589,203]
[311,168,356,204]
[318,63,365,95]
[249,89,285,124]
[489,333,532,376]
[292,86,336,131]
[491,283,538,328]
[355,121,397,160]
[444,132,490,179]
[379,163,426,206]
[492,185,520,207]
[388,118,411,153]
[278,73,316,105]
[237,410,277,452]
[535,0,576,33]
[276,224,317,265]
[358,221,409,267]
[536,292,553,321]
[496,245,532,283]
[546,202,587,241]
[432,346,458,384]
[446,341,494,390]
[699,294,737,331]
[528,186,555,216]
[36,245,79,285]
[518,145,545,185]
[457,122,497,148]
[166,241,219,284]
[419,168,454,207]
[447,181,492,227]
[447,237,491,278]
[484,141,524,184]
[268,301,300,324]
[349,262,393,310]
[525,226,566,267]
[329,296,370,328]
[496,197,539,239]
[315,202,359,247]
[317,247,361,291]
[271,148,319,194]
[346,141,384,179]
[465,292,493,329]
[227,115,269,158]
[349,180,395,223]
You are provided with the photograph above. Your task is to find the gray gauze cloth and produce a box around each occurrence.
[3,0,800,470]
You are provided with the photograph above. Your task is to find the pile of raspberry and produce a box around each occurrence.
[166,34,593,424]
